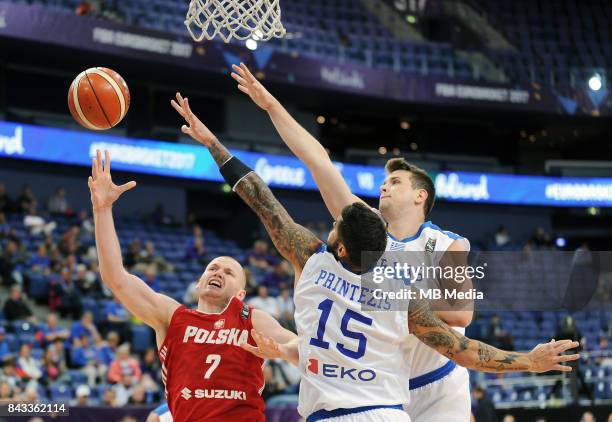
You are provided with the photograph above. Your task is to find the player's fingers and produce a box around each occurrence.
[231,72,247,86]
[184,98,194,118]
[104,150,110,174]
[553,364,573,372]
[555,353,580,362]
[232,64,245,76]
[95,149,103,177]
[87,176,93,188]
[181,125,191,134]
[170,100,186,117]
[91,158,96,180]
[176,92,185,106]
[555,340,579,353]
[118,181,136,193]
[240,63,256,82]
[240,343,259,355]
[237,85,250,95]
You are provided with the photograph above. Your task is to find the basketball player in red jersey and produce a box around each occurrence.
[88,150,296,422]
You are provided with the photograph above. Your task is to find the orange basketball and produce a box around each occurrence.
[67,67,130,130]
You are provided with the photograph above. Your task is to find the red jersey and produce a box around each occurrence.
[158,297,265,422]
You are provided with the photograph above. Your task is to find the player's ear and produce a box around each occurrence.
[236,290,247,301]
[336,243,348,260]
[415,188,427,205]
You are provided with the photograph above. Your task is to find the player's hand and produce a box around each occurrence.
[231,63,277,111]
[241,329,286,360]
[527,339,580,373]
[88,150,136,212]
[171,92,217,146]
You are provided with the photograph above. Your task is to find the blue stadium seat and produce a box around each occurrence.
[131,325,154,353]
[49,384,73,402]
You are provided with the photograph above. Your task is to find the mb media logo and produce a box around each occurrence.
[181,387,192,400]
[307,358,377,382]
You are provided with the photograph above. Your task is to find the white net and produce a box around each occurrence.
[185,0,287,43]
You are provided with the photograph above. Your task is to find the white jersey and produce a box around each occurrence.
[294,246,411,418]
[386,221,470,380]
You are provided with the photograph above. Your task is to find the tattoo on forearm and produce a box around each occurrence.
[234,172,322,268]
[208,138,232,167]
[477,342,495,363]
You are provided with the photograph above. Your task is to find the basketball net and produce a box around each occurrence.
[185,0,287,43]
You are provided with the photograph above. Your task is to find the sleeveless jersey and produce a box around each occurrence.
[294,246,411,417]
[158,298,265,422]
[386,221,470,380]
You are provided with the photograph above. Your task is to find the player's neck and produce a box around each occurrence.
[385,208,425,241]
[197,298,230,314]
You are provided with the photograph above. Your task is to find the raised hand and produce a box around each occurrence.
[231,63,277,111]
[241,330,286,361]
[170,92,217,146]
[527,339,580,372]
[88,150,136,212]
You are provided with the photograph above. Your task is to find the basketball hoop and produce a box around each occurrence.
[185,0,287,43]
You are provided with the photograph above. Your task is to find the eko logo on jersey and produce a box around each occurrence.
[307,358,377,382]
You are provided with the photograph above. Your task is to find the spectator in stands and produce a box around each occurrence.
[471,386,495,422]
[135,241,172,273]
[48,247,63,274]
[28,244,50,274]
[21,385,38,402]
[261,362,286,401]
[51,268,83,319]
[247,240,275,271]
[71,334,103,387]
[183,281,198,306]
[248,286,280,318]
[102,388,118,407]
[124,239,141,269]
[141,347,160,381]
[185,236,207,263]
[493,225,511,249]
[143,266,161,292]
[70,311,101,345]
[243,267,258,296]
[0,183,10,213]
[0,327,11,361]
[96,331,119,368]
[48,338,68,373]
[531,227,552,248]
[262,260,293,290]
[277,288,295,331]
[128,383,147,405]
[0,380,14,400]
[59,227,82,256]
[0,240,27,286]
[48,187,71,216]
[18,186,36,214]
[17,344,42,383]
[23,203,56,236]
[40,348,62,385]
[595,337,610,366]
[1,358,20,391]
[0,213,10,238]
[3,285,35,322]
[502,415,516,422]
[114,369,136,406]
[42,313,70,345]
[581,412,595,422]
[104,297,131,344]
[485,314,514,350]
[75,264,98,296]
[150,203,173,226]
[72,384,91,406]
[107,344,141,384]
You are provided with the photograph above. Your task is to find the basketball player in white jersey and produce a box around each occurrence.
[229,63,478,421]
[172,93,580,422]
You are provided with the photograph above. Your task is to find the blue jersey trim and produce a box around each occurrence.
[409,360,456,390]
[387,221,463,243]
[153,403,169,415]
[315,244,327,254]
[307,404,403,422]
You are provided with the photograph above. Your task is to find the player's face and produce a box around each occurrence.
[379,170,418,214]
[198,257,246,304]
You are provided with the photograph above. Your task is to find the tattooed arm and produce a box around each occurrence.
[407,296,580,373]
[171,93,323,276]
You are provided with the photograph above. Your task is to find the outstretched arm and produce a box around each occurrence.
[231,63,364,218]
[90,150,180,334]
[171,94,322,276]
[407,296,579,373]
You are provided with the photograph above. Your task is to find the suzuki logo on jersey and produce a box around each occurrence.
[307,358,377,382]
[182,326,249,346]
[181,387,192,400]
[180,386,246,400]
[214,319,225,329]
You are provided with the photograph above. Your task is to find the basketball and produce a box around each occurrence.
[67,67,130,130]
